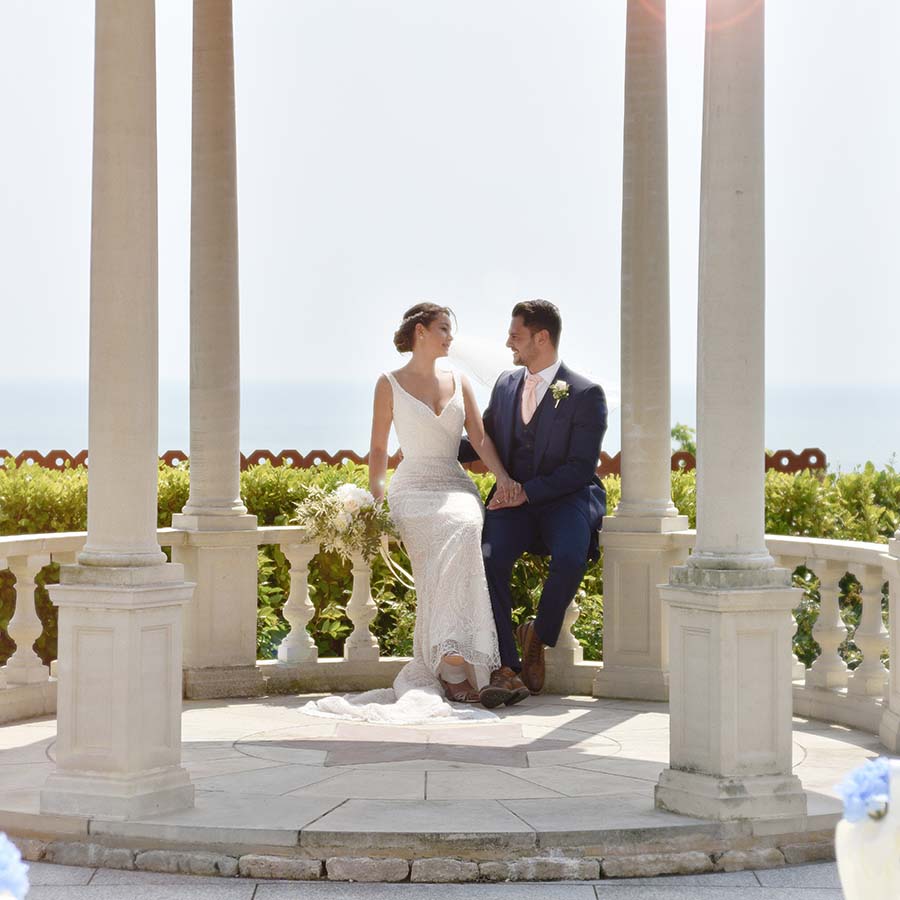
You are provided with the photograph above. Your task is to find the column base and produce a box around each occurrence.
[183,664,266,700]
[604,514,690,534]
[41,766,194,820]
[4,659,50,685]
[344,645,380,663]
[880,709,900,753]
[277,642,318,664]
[655,768,807,821]
[172,512,258,532]
[805,667,849,690]
[593,665,668,702]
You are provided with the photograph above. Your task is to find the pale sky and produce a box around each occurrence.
[2,0,899,398]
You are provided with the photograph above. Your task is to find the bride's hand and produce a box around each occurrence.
[494,474,519,505]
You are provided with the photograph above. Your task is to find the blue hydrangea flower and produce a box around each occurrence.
[0,832,29,900]
[835,757,892,823]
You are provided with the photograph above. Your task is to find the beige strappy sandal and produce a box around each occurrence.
[439,677,482,703]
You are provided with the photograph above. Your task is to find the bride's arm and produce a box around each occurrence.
[369,375,392,503]
[460,374,519,502]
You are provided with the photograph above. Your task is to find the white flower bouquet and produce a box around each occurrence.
[0,833,29,900]
[292,482,396,563]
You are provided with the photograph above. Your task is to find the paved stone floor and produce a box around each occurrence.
[0,692,881,882]
[21,859,845,898]
[1,693,876,825]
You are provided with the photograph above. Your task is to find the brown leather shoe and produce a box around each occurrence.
[516,619,546,695]
[479,666,530,709]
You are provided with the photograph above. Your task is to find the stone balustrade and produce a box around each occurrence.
[1,526,896,742]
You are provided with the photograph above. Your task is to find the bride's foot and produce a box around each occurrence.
[440,677,481,703]
[442,654,467,666]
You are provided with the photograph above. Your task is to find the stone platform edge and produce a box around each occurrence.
[4,817,836,882]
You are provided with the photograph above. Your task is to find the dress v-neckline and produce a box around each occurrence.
[390,371,457,419]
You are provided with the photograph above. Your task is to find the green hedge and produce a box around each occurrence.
[2,458,899,669]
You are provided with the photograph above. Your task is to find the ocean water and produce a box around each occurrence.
[3,379,898,472]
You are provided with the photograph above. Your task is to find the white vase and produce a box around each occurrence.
[836,760,900,899]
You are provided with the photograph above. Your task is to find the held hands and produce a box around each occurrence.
[489,475,527,510]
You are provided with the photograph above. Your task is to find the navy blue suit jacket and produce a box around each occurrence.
[460,363,608,553]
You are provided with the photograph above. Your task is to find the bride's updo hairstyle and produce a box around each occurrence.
[393,302,454,353]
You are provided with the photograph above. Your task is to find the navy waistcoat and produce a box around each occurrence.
[509,384,540,484]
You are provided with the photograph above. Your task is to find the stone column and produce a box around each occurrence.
[654,0,806,821]
[171,0,261,699]
[41,0,194,819]
[595,0,688,702]
[879,535,900,750]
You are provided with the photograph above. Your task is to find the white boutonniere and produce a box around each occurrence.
[550,380,569,408]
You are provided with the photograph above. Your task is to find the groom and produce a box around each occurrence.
[460,300,607,707]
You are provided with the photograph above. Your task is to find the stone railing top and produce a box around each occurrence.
[3,525,889,569]
[764,533,889,566]
[669,530,889,568]
[0,525,319,564]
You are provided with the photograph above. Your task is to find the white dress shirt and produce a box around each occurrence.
[527,359,562,408]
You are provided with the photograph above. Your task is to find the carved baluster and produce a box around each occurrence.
[277,542,319,663]
[546,598,584,668]
[4,554,51,684]
[344,553,379,660]
[775,554,807,680]
[806,560,850,689]
[848,563,889,697]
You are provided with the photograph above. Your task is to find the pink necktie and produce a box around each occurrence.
[521,373,542,424]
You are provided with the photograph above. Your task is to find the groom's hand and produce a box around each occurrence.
[488,490,528,511]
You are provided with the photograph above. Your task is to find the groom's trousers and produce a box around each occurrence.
[481,495,591,672]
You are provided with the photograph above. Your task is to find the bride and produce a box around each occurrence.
[303,302,527,724]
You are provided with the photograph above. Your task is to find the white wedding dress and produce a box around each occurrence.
[302,370,502,724]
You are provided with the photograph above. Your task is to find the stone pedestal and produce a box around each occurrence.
[40,564,194,819]
[655,566,806,820]
[594,524,687,701]
[879,538,900,751]
[172,529,264,699]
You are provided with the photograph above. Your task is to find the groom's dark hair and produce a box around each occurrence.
[512,299,561,347]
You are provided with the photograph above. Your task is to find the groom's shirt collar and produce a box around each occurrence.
[525,359,562,407]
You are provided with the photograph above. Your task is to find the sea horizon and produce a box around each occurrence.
[4,378,898,473]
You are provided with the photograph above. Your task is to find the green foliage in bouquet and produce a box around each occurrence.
[292,483,396,564]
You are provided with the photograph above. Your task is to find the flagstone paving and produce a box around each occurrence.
[0,692,880,880]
